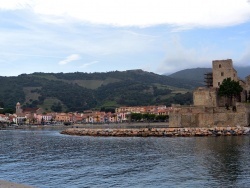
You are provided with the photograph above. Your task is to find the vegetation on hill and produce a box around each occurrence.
[0,70,202,112]
[168,66,250,82]
[168,68,212,82]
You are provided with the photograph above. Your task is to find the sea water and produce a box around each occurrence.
[1,129,250,188]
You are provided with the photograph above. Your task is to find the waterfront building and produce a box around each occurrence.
[113,106,172,122]
[55,113,70,122]
[0,114,9,122]
[15,102,44,124]
[170,59,250,127]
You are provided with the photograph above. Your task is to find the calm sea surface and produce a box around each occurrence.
[0,129,250,188]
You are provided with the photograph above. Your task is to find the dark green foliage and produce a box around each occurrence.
[51,102,63,112]
[38,80,96,111]
[153,87,172,95]
[0,101,4,108]
[96,80,153,106]
[23,100,40,108]
[164,92,193,106]
[218,78,243,98]
[0,77,26,108]
[169,68,212,82]
[0,70,199,112]
[142,113,156,121]
[100,107,115,113]
[0,108,15,114]
[155,115,169,121]
[33,69,201,89]
[130,113,168,122]
[131,113,143,121]
[218,78,243,105]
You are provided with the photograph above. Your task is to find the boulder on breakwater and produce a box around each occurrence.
[61,127,250,137]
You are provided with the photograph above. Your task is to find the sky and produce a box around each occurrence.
[0,0,250,76]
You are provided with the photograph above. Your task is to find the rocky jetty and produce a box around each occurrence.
[61,127,250,137]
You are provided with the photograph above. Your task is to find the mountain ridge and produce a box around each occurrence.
[168,66,250,83]
[0,70,201,112]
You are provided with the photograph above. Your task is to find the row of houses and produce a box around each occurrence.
[0,103,172,125]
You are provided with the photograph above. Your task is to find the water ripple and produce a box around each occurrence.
[0,130,250,188]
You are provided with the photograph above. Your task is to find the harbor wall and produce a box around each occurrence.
[169,103,250,127]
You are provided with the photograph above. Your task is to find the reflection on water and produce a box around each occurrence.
[192,136,249,187]
[0,130,250,188]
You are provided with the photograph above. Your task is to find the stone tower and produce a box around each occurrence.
[212,59,238,88]
[16,102,22,116]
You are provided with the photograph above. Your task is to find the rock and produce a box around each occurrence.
[60,126,250,137]
[168,128,175,132]
[226,132,231,136]
[165,133,173,137]
[195,132,203,136]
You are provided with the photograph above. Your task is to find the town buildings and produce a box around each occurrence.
[0,103,170,125]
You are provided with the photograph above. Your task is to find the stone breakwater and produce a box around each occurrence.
[61,127,250,137]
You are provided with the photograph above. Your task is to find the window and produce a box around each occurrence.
[218,82,220,86]
[221,72,224,76]
[219,64,221,68]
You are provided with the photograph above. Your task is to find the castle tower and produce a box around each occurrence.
[212,59,238,88]
[16,102,22,115]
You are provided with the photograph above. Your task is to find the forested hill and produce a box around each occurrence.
[168,66,250,82]
[0,69,202,112]
[169,68,212,83]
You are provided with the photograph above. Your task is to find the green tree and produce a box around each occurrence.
[51,102,63,112]
[218,78,243,106]
[0,101,4,108]
[0,108,14,114]
[142,113,155,122]
[155,115,169,122]
[131,113,142,121]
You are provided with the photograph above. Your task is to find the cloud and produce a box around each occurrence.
[0,9,158,73]
[155,36,233,74]
[59,54,80,65]
[237,46,250,66]
[1,1,250,77]
[1,0,250,29]
[0,0,33,10]
[79,61,99,68]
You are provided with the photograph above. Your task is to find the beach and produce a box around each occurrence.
[0,180,34,188]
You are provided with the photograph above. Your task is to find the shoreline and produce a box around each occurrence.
[0,180,34,188]
[61,126,250,137]
[0,122,169,130]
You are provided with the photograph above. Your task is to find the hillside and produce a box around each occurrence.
[236,66,250,79]
[0,70,202,112]
[169,68,212,83]
[169,66,250,83]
